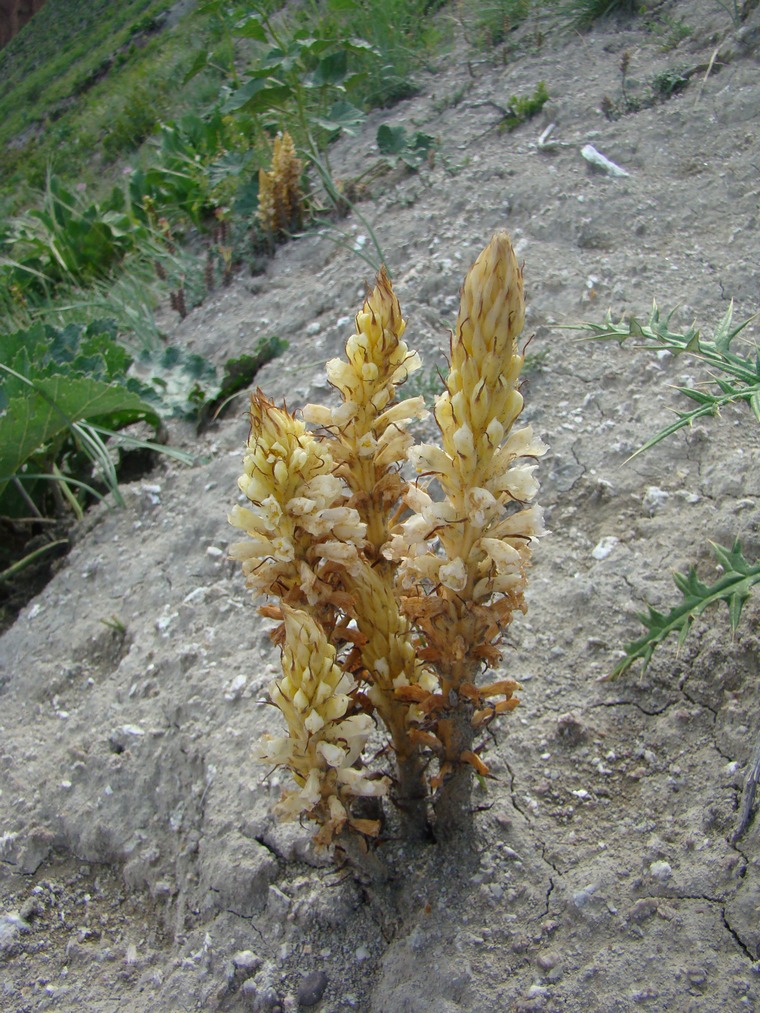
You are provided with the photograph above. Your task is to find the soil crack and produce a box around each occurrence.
[722,906,757,962]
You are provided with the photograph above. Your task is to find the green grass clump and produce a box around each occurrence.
[460,0,533,48]
[501,80,549,131]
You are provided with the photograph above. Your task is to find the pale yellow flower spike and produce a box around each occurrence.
[436,231,526,497]
[304,267,427,558]
[304,269,434,835]
[228,390,365,607]
[392,230,547,690]
[257,605,387,837]
[257,131,303,239]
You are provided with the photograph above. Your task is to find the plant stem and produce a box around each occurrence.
[0,539,69,583]
[393,724,430,842]
[433,695,476,842]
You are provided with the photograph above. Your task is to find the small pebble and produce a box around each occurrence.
[649,860,672,882]
[643,486,669,514]
[628,897,658,923]
[573,885,596,909]
[537,951,558,971]
[591,536,618,560]
[297,970,328,1006]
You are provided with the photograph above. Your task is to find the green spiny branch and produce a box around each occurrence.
[611,540,760,678]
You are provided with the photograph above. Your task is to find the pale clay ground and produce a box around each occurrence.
[2,1,760,1010]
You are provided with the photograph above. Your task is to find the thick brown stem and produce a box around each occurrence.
[395,747,430,842]
[432,695,476,842]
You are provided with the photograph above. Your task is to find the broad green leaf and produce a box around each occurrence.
[570,302,760,458]
[377,124,407,154]
[311,50,349,86]
[234,14,268,42]
[313,100,365,135]
[199,336,288,427]
[0,376,160,503]
[346,37,379,55]
[222,77,292,114]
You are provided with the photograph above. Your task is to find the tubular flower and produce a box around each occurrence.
[303,267,427,558]
[257,606,388,835]
[388,232,547,688]
[228,391,366,605]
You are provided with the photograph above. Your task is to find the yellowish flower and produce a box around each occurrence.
[257,606,388,831]
[228,391,365,604]
[385,231,547,778]
[257,131,303,239]
[303,267,427,558]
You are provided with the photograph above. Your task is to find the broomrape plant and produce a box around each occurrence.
[229,232,546,850]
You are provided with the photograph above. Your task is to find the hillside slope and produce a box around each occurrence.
[1,2,760,1010]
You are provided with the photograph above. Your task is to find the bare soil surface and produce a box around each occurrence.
[2,2,760,1009]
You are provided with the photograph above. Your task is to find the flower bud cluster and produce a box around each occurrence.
[304,267,427,553]
[228,392,365,605]
[387,234,547,625]
[257,606,388,834]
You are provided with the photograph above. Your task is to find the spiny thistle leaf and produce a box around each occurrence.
[568,301,759,458]
[612,541,760,678]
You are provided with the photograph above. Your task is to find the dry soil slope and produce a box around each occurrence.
[1,2,760,1011]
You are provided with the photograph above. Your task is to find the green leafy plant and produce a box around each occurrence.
[102,83,164,161]
[651,67,690,100]
[571,301,759,675]
[0,319,167,521]
[376,124,438,171]
[0,317,285,622]
[576,301,759,456]
[192,7,377,164]
[302,0,446,107]
[645,14,692,51]
[712,0,752,28]
[602,52,695,120]
[0,174,202,349]
[500,81,549,132]
[0,315,285,602]
[1,176,147,302]
[129,111,261,230]
[565,0,642,29]
[458,0,532,49]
